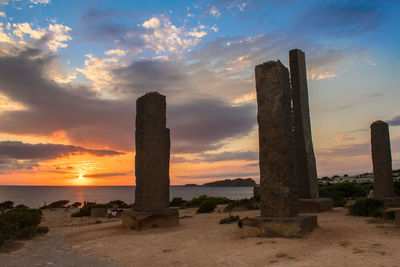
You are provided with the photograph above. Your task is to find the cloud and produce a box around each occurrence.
[30,0,50,4]
[388,115,400,126]
[140,16,207,55]
[0,47,258,154]
[209,6,221,18]
[173,150,258,163]
[0,48,134,151]
[336,134,356,143]
[177,171,259,180]
[0,141,123,159]
[84,172,129,178]
[169,99,256,153]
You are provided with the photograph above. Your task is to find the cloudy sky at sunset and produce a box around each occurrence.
[0,0,399,185]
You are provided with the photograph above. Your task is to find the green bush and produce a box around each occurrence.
[224,197,259,212]
[383,210,396,220]
[15,204,29,209]
[0,201,14,211]
[197,199,217,213]
[170,197,187,207]
[187,195,231,207]
[0,208,43,247]
[394,181,400,196]
[106,200,130,209]
[349,198,385,217]
[71,202,106,217]
[37,226,49,234]
[219,215,240,224]
[70,202,82,208]
[319,182,372,207]
[41,200,70,209]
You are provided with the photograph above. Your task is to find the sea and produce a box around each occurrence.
[0,186,254,208]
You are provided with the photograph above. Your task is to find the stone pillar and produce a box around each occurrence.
[256,60,298,218]
[371,120,394,198]
[289,49,333,213]
[134,92,170,212]
[289,49,318,199]
[123,92,178,230]
[242,61,317,238]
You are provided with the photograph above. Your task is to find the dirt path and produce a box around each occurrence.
[0,229,120,267]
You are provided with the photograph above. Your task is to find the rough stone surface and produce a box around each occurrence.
[242,215,317,238]
[383,197,400,208]
[134,92,170,212]
[371,120,394,198]
[298,198,333,213]
[122,209,179,230]
[90,208,107,218]
[396,210,400,227]
[255,60,298,218]
[289,49,319,199]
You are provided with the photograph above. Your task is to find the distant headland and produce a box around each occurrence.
[185,178,256,187]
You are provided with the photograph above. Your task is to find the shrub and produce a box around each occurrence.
[15,204,29,209]
[394,181,400,196]
[187,195,231,208]
[106,200,130,209]
[349,198,385,217]
[170,197,187,207]
[219,215,240,224]
[41,200,70,209]
[37,226,49,234]
[0,208,42,243]
[383,210,396,220]
[319,182,372,207]
[70,202,82,208]
[0,201,14,211]
[71,202,106,217]
[197,199,217,213]
[237,217,248,228]
[224,197,259,212]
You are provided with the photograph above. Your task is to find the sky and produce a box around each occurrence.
[0,0,399,186]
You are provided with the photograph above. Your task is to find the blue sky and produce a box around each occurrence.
[0,0,399,185]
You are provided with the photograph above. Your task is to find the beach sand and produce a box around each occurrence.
[2,207,400,266]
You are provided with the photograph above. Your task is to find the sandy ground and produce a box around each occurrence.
[40,208,121,227]
[2,207,400,266]
[58,207,400,267]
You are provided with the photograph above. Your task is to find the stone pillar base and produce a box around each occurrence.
[395,210,400,227]
[383,197,400,208]
[242,215,317,238]
[122,208,179,230]
[298,198,333,213]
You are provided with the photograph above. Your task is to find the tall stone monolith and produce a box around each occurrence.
[290,49,333,213]
[242,61,317,238]
[289,49,318,199]
[371,120,395,199]
[122,92,178,230]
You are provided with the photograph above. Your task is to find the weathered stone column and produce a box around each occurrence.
[134,92,170,211]
[371,120,394,198]
[122,92,178,230]
[242,61,317,238]
[256,60,298,218]
[289,49,318,199]
[290,49,333,213]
